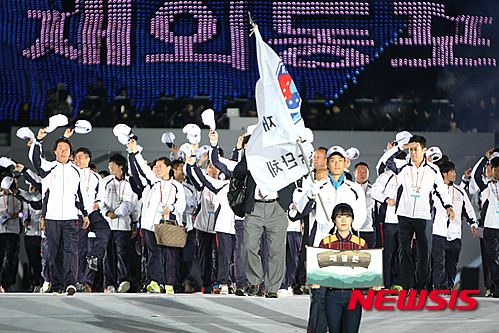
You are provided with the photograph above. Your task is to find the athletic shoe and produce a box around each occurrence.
[391,285,403,292]
[118,281,130,293]
[491,290,499,298]
[84,283,93,293]
[147,281,161,293]
[76,283,86,293]
[256,290,265,297]
[66,285,76,296]
[220,285,229,295]
[201,286,212,294]
[486,289,493,297]
[300,285,310,295]
[213,284,221,294]
[104,285,116,293]
[41,281,51,293]
[0,286,9,293]
[265,292,278,298]
[86,256,99,272]
[277,289,289,297]
[33,286,41,293]
[247,285,260,296]
[235,286,246,296]
[164,285,174,294]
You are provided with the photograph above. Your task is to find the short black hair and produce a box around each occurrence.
[98,170,110,178]
[316,147,328,153]
[491,157,499,169]
[408,134,427,149]
[52,137,73,156]
[89,163,97,170]
[354,162,369,170]
[171,159,184,170]
[438,161,456,175]
[75,147,92,161]
[109,153,128,174]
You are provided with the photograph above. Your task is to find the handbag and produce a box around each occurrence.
[154,219,187,248]
[227,175,248,218]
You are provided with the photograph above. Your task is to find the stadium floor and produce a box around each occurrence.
[0,293,495,333]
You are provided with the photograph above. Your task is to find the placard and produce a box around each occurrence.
[306,246,383,289]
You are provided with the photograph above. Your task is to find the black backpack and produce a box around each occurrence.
[227,175,248,218]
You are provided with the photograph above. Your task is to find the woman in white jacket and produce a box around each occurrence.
[126,139,185,294]
[185,143,235,294]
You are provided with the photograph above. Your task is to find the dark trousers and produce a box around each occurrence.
[480,236,493,290]
[382,223,401,287]
[77,213,111,283]
[216,232,235,285]
[398,216,430,290]
[296,221,319,287]
[139,230,148,287]
[308,287,329,333]
[177,229,196,289]
[483,227,499,291]
[44,219,78,290]
[432,235,461,290]
[324,289,362,333]
[234,219,249,288]
[359,231,375,249]
[142,229,179,286]
[24,235,42,288]
[77,220,88,283]
[41,237,51,283]
[196,229,216,287]
[0,233,20,288]
[281,231,302,289]
[103,230,131,288]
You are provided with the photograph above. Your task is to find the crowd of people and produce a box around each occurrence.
[0,116,496,333]
[29,80,498,134]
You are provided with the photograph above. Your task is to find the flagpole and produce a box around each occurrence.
[296,139,332,224]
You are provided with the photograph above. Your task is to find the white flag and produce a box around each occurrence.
[246,26,313,192]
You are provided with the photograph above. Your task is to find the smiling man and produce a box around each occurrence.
[29,128,90,295]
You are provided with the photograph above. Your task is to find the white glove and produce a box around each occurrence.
[307,182,320,199]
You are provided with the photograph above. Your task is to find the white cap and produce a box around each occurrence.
[182,124,201,144]
[304,128,314,143]
[327,146,347,159]
[345,147,360,160]
[0,212,10,225]
[1,176,13,190]
[117,134,131,145]
[179,143,193,160]
[201,108,216,131]
[161,132,175,148]
[46,114,69,133]
[0,157,16,169]
[113,124,132,137]
[74,120,92,134]
[395,131,412,146]
[196,145,210,159]
[246,124,257,136]
[426,146,443,162]
[16,127,35,140]
[114,201,134,217]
